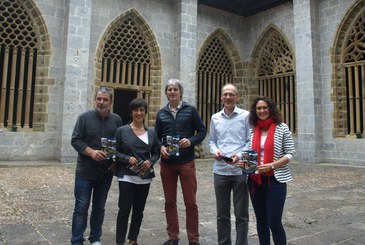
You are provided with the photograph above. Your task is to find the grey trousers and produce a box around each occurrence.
[214,173,249,245]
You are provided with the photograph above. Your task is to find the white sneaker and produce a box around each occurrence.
[90,242,101,245]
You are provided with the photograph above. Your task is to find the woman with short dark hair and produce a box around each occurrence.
[114,98,160,245]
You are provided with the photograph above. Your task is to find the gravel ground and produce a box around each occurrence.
[0,160,365,244]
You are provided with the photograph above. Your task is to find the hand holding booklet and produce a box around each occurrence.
[127,158,152,178]
[241,150,258,174]
[165,135,180,156]
[101,137,116,160]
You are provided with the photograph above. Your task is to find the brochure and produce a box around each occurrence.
[101,137,116,160]
[128,159,152,178]
[165,135,180,156]
[241,150,258,174]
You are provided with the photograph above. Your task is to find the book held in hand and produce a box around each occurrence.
[165,135,180,156]
[128,159,152,178]
[241,150,258,174]
[101,137,116,160]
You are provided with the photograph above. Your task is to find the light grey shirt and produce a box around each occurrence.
[209,106,250,176]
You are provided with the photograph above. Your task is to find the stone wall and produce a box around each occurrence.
[2,0,365,166]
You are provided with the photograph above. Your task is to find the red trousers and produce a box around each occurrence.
[160,160,199,243]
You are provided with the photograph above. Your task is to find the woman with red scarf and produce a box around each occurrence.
[238,96,295,245]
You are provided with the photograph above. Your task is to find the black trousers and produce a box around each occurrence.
[116,180,150,244]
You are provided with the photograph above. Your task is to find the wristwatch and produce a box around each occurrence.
[270,163,275,170]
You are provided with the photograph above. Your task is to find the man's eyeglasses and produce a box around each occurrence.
[222,93,237,97]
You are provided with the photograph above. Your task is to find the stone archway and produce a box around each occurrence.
[94,9,162,126]
[250,24,296,133]
[0,0,52,131]
[331,0,365,137]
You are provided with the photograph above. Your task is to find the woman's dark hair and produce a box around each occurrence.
[249,96,282,127]
[129,98,148,114]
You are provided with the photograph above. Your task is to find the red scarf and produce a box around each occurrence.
[250,118,276,185]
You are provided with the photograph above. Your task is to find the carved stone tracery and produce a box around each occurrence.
[343,11,365,63]
[102,18,151,65]
[198,37,233,75]
[258,32,294,76]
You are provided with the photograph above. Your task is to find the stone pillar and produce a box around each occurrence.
[173,0,198,104]
[60,0,92,162]
[293,0,323,163]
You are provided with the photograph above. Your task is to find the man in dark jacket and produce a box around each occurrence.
[155,79,206,245]
[71,87,122,245]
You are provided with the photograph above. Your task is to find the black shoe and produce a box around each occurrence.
[162,240,179,245]
[189,243,200,245]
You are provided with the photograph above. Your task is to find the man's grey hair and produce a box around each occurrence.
[165,78,184,99]
[97,87,113,101]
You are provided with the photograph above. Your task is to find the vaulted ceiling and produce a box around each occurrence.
[198,0,292,17]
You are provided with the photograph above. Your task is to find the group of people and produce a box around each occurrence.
[70,80,295,245]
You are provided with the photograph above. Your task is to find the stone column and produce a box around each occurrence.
[173,0,198,104]
[60,0,92,162]
[293,0,323,163]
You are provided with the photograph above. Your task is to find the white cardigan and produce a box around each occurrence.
[248,123,295,183]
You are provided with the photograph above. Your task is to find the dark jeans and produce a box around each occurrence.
[248,176,287,245]
[214,174,249,245]
[116,181,150,244]
[71,172,113,245]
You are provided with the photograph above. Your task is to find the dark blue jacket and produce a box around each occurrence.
[155,101,206,164]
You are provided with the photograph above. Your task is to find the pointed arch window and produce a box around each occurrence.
[100,17,151,89]
[197,37,233,128]
[0,0,38,129]
[256,31,296,133]
[342,11,365,136]
[98,16,154,124]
